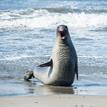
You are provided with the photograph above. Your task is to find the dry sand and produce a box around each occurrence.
[0,95,107,107]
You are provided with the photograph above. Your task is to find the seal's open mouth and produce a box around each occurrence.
[59,31,66,40]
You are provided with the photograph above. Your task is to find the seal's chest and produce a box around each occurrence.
[53,47,72,69]
[53,46,71,60]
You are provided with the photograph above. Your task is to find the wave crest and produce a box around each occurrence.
[0,9,107,30]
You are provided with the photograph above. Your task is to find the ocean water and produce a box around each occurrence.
[0,0,107,96]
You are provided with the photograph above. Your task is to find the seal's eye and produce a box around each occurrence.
[65,26,68,29]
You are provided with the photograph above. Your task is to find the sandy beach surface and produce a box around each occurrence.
[0,95,107,107]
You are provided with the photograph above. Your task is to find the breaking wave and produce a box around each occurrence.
[0,9,107,30]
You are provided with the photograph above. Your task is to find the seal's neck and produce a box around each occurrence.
[55,34,72,47]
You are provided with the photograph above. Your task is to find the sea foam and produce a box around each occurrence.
[0,9,107,30]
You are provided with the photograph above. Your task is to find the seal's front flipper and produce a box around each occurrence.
[38,59,53,67]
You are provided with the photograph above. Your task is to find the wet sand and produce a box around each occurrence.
[0,95,107,107]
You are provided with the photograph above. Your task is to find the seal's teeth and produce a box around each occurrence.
[61,36,65,40]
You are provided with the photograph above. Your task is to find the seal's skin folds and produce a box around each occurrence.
[25,25,78,86]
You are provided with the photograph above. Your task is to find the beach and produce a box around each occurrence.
[0,95,107,107]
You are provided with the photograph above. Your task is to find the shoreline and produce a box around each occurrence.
[0,94,107,107]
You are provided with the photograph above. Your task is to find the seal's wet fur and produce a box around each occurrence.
[24,25,78,86]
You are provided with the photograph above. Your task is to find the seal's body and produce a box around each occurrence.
[24,25,78,86]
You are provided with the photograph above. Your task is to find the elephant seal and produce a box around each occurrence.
[24,25,78,86]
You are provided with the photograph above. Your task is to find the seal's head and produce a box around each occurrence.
[57,25,69,40]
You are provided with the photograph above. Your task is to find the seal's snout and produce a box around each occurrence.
[58,26,65,32]
[57,25,68,40]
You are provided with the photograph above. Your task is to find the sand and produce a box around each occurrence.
[0,95,107,107]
